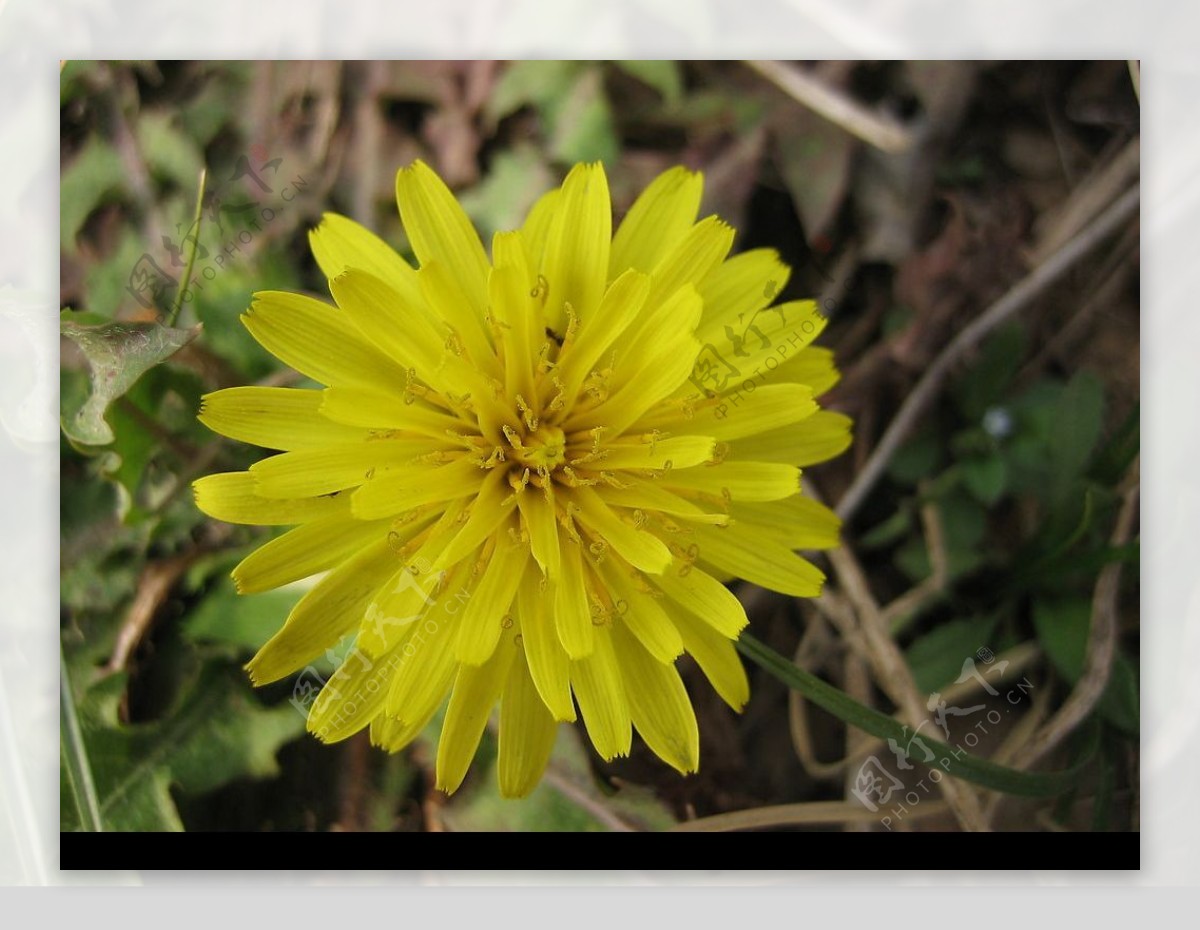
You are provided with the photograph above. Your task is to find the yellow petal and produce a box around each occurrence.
[395,160,490,318]
[699,300,828,380]
[249,439,430,499]
[351,457,484,520]
[726,409,853,465]
[555,268,650,405]
[193,472,347,525]
[489,234,542,403]
[436,632,517,793]
[662,461,800,502]
[370,713,427,753]
[308,646,400,743]
[696,247,791,339]
[601,561,683,663]
[642,215,734,314]
[600,435,715,471]
[383,579,462,723]
[454,533,531,665]
[434,468,518,570]
[691,522,825,597]
[608,281,703,390]
[570,626,631,761]
[554,540,595,659]
[542,162,611,333]
[328,267,447,379]
[673,384,818,442]
[232,513,386,594]
[498,654,560,798]
[598,479,730,525]
[768,346,842,396]
[308,212,423,308]
[567,486,673,574]
[246,537,399,685]
[676,615,749,711]
[418,259,498,374]
[319,386,464,440]
[519,187,560,272]
[516,486,561,577]
[611,623,698,774]
[652,564,748,638]
[241,291,407,391]
[609,166,703,276]
[516,567,576,721]
[732,496,842,550]
[199,387,368,451]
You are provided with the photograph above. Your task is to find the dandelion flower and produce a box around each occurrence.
[193,160,852,797]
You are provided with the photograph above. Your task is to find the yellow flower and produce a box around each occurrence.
[193,161,852,798]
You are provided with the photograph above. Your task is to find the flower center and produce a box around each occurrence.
[509,424,567,472]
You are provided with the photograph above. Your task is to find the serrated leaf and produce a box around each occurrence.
[1032,598,1139,735]
[60,318,200,447]
[60,659,305,832]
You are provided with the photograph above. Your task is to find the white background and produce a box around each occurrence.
[0,0,1191,909]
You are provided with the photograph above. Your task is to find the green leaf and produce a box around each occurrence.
[1031,598,1139,735]
[439,726,676,832]
[60,137,127,250]
[183,576,305,655]
[60,659,305,832]
[613,60,684,105]
[954,324,1026,421]
[1048,370,1105,508]
[887,430,944,485]
[906,614,1002,694]
[60,317,200,447]
[486,60,585,123]
[458,145,555,239]
[549,67,619,166]
[962,454,1008,506]
[738,633,1099,798]
[137,111,205,192]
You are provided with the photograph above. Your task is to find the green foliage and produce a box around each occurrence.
[61,656,305,831]
[60,316,201,448]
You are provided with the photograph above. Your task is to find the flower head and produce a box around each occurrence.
[194,161,852,797]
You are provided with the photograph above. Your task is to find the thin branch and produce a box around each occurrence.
[836,184,1140,522]
[746,60,914,154]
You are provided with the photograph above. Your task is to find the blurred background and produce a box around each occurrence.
[59,60,1139,832]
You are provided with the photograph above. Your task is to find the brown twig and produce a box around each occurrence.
[746,60,914,154]
[100,550,202,676]
[1007,461,1140,772]
[835,184,1140,522]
